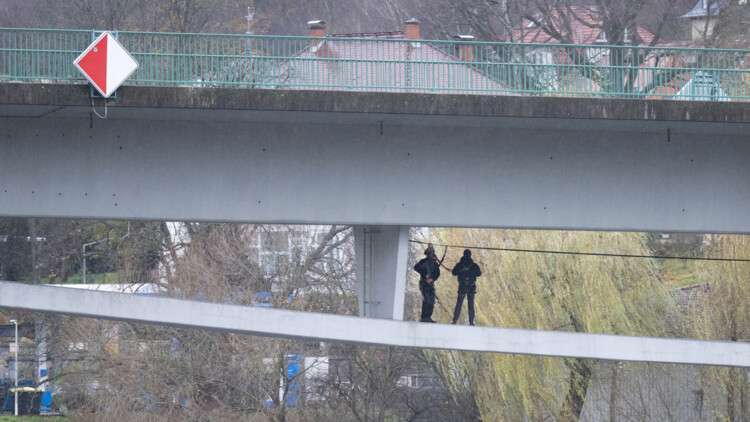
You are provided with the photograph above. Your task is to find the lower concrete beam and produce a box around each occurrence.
[1,282,749,367]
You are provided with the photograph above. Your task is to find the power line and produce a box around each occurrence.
[408,239,750,263]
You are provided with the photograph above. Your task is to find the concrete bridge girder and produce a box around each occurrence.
[2,84,750,233]
[3,110,750,233]
[1,282,749,367]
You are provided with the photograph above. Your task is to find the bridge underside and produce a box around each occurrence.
[2,83,750,232]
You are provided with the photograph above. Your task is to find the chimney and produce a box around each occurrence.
[405,18,420,40]
[308,20,326,38]
[453,35,475,62]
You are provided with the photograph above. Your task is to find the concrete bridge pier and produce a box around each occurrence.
[354,225,409,319]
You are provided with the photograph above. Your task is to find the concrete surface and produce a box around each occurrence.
[1,281,749,367]
[2,83,750,233]
[354,225,409,319]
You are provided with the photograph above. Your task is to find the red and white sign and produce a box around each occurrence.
[74,32,139,98]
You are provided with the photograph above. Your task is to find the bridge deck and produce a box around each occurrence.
[2,282,748,367]
[2,83,750,232]
[3,82,750,124]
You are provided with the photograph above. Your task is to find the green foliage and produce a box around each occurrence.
[695,234,750,342]
[40,271,120,285]
[660,258,701,287]
[693,234,750,419]
[425,228,684,421]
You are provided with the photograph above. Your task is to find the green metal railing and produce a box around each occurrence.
[2,27,750,100]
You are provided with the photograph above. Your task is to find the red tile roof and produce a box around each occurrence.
[274,37,511,94]
[516,6,654,46]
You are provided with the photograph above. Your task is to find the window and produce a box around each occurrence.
[259,230,290,277]
[313,232,337,272]
[260,254,278,276]
[262,231,289,253]
[398,374,422,388]
[408,375,420,388]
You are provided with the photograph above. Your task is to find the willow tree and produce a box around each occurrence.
[423,229,683,421]
[694,234,750,421]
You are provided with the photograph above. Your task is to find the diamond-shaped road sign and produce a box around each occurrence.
[74,32,139,98]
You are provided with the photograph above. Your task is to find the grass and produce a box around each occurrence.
[0,416,67,422]
[40,271,120,285]
[659,258,703,288]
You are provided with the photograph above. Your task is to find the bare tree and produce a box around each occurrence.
[0,0,53,27]
[50,0,141,30]
[51,223,356,420]
[707,0,750,48]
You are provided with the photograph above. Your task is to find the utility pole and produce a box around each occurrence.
[245,6,254,52]
[246,6,253,35]
[10,319,18,416]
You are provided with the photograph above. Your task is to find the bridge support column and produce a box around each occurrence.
[354,225,409,319]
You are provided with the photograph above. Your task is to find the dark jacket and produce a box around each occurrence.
[414,257,440,287]
[451,256,481,284]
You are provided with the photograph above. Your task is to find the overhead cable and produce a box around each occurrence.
[408,239,750,263]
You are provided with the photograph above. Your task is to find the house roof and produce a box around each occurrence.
[639,55,693,99]
[680,0,726,19]
[329,31,405,39]
[516,5,654,45]
[670,283,710,308]
[0,324,32,339]
[522,45,699,99]
[269,32,510,94]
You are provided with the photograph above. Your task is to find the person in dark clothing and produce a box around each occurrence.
[414,245,441,323]
[451,249,482,325]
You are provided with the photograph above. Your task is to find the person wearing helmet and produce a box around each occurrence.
[414,245,440,323]
[451,249,482,325]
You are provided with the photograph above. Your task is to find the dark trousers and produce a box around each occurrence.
[420,285,436,320]
[452,293,475,324]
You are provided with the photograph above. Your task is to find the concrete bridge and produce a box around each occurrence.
[2,281,749,367]
[2,82,750,366]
